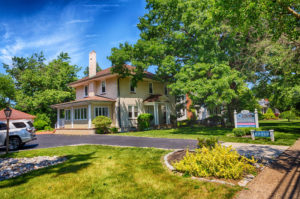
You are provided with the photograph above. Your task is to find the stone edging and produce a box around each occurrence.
[163,150,256,187]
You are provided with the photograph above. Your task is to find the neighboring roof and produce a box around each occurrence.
[69,64,155,86]
[144,94,162,102]
[51,96,116,108]
[0,108,36,120]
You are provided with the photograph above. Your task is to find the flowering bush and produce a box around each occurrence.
[174,144,256,179]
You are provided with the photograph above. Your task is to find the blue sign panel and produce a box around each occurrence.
[254,131,270,137]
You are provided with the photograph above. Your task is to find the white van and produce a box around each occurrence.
[0,120,36,150]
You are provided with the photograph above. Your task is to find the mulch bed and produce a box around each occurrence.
[35,131,55,135]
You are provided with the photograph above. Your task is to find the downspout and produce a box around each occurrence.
[117,77,122,129]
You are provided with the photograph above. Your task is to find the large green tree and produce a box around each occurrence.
[109,0,299,115]
[0,74,15,109]
[108,0,255,123]
[3,52,79,123]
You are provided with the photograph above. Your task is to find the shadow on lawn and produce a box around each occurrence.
[0,152,96,188]
[170,126,232,136]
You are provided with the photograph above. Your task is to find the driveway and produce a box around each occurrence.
[1,134,288,160]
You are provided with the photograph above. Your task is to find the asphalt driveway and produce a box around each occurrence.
[1,134,288,160]
[23,134,198,150]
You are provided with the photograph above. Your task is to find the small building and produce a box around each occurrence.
[0,108,36,122]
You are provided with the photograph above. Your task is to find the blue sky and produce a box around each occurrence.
[0,0,147,78]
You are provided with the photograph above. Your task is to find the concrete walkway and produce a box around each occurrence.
[1,134,288,161]
[236,139,300,199]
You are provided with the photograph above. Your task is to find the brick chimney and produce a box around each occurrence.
[89,50,96,77]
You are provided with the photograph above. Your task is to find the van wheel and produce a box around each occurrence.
[9,137,21,150]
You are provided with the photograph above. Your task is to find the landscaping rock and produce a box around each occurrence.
[0,156,66,181]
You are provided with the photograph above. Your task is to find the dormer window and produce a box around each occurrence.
[149,82,153,94]
[84,85,88,97]
[101,81,106,94]
[130,81,136,93]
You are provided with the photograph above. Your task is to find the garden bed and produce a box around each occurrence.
[165,149,264,186]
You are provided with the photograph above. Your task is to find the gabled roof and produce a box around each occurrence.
[69,64,155,87]
[0,108,36,120]
[51,96,116,108]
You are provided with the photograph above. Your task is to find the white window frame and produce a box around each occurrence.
[130,81,136,93]
[149,82,153,94]
[94,106,109,117]
[74,108,87,120]
[84,85,89,97]
[128,105,138,119]
[65,109,71,121]
[101,80,106,94]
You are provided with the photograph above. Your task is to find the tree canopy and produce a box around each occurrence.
[3,52,80,123]
[108,0,299,117]
[0,74,15,109]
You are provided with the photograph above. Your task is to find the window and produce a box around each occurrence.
[13,122,27,129]
[27,121,33,128]
[149,82,153,94]
[164,85,168,95]
[128,105,138,119]
[84,85,88,97]
[130,81,136,93]
[101,81,106,94]
[95,107,109,117]
[0,123,7,130]
[65,110,71,120]
[74,108,87,120]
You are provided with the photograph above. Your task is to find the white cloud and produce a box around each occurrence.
[66,19,90,24]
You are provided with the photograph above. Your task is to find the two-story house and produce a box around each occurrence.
[52,51,176,134]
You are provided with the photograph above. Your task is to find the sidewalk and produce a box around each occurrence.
[236,139,300,199]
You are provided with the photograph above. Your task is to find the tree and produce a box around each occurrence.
[83,62,102,77]
[215,0,300,42]
[0,74,15,109]
[108,0,255,124]
[3,52,80,124]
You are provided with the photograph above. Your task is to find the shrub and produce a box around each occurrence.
[279,110,297,122]
[137,113,154,130]
[197,137,218,149]
[232,127,261,137]
[232,128,246,137]
[110,127,119,134]
[44,126,54,131]
[174,144,257,179]
[33,113,51,130]
[263,108,276,120]
[92,116,112,134]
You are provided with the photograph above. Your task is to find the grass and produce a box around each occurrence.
[116,120,300,146]
[0,145,240,199]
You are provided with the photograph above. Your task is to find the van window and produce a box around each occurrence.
[0,123,7,130]
[27,121,33,127]
[13,122,27,128]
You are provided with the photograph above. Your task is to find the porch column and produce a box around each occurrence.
[71,107,74,128]
[57,108,60,129]
[88,104,92,128]
[154,103,159,125]
[166,104,170,124]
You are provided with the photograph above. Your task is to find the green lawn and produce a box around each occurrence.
[116,120,300,146]
[0,145,240,199]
